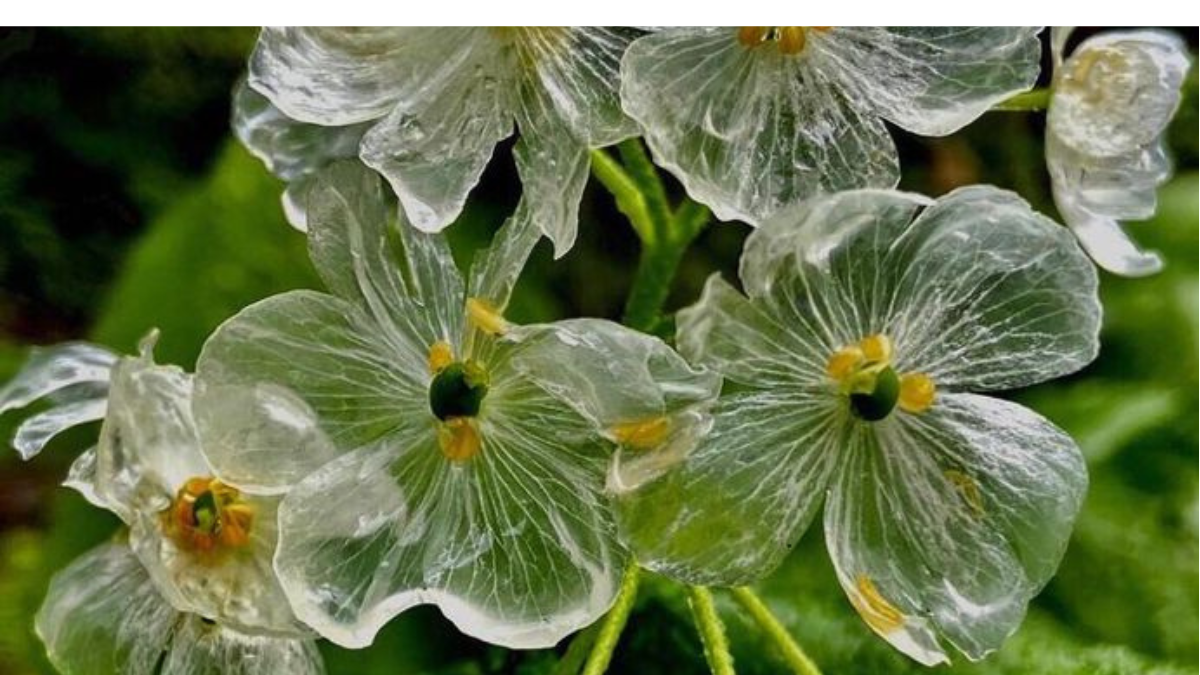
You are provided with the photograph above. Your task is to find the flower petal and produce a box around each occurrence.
[359,32,514,233]
[37,542,178,675]
[276,380,623,649]
[824,393,1086,663]
[617,390,841,585]
[162,616,324,675]
[195,291,422,474]
[514,89,591,256]
[466,200,543,315]
[816,28,1042,136]
[63,445,109,509]
[0,341,115,459]
[621,28,898,225]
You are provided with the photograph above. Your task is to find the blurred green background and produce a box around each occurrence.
[0,27,1196,675]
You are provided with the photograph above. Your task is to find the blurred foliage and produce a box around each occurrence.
[0,27,1197,675]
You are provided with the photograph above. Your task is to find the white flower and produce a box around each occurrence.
[247,28,643,255]
[193,161,718,649]
[1,337,326,674]
[1046,28,1190,277]
[618,187,1101,665]
[619,27,1043,226]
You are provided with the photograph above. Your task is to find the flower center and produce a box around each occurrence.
[427,341,487,462]
[163,477,254,554]
[737,27,831,55]
[825,334,936,421]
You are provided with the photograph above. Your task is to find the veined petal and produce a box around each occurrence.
[307,162,466,352]
[825,393,1086,663]
[466,200,543,317]
[195,291,425,465]
[0,341,115,459]
[359,33,514,233]
[514,87,591,257]
[518,27,641,146]
[816,27,1042,136]
[163,616,324,675]
[36,542,178,675]
[618,390,842,586]
[276,378,623,649]
[621,28,898,226]
[888,186,1101,391]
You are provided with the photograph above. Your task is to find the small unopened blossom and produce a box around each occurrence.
[620,28,1042,226]
[247,27,643,254]
[1046,28,1191,277]
[618,187,1101,665]
[193,161,717,649]
[1,337,325,674]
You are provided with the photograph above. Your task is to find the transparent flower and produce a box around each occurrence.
[1046,28,1190,277]
[617,187,1101,664]
[620,27,1042,225]
[247,27,643,255]
[193,161,718,649]
[1,337,325,674]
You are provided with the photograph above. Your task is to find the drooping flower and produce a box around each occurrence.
[192,161,718,649]
[619,28,1043,226]
[0,338,326,674]
[246,27,643,254]
[1045,28,1190,277]
[617,187,1101,664]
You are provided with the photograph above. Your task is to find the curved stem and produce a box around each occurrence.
[589,149,655,244]
[730,587,823,675]
[579,565,642,675]
[993,87,1051,112]
[688,586,737,675]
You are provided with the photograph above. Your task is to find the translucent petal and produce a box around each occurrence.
[518,27,641,146]
[817,27,1042,136]
[63,445,109,509]
[129,490,308,636]
[282,175,317,231]
[250,27,457,126]
[466,200,543,315]
[195,291,426,465]
[621,28,899,225]
[514,87,591,256]
[617,390,841,586]
[276,378,622,649]
[825,393,1086,663]
[1048,30,1189,158]
[0,341,115,459]
[162,616,324,675]
[36,542,178,675]
[359,33,514,233]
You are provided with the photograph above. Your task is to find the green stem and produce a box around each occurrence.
[617,139,672,230]
[589,149,656,244]
[553,622,600,675]
[688,586,737,675]
[993,87,1051,112]
[579,565,642,675]
[730,587,823,675]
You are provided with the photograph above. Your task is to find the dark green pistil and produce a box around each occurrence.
[849,366,900,422]
[429,362,488,421]
[192,490,218,532]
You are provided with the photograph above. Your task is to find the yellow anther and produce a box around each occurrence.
[945,469,986,517]
[859,334,892,363]
[737,27,771,48]
[898,372,936,414]
[437,417,482,463]
[609,416,671,451]
[163,477,255,556]
[850,574,906,635]
[777,27,807,55]
[466,297,508,337]
[428,341,454,375]
[826,346,866,383]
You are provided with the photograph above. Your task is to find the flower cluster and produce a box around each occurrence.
[2,25,1190,675]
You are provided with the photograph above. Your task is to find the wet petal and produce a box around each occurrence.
[817,28,1042,136]
[621,28,898,225]
[276,379,623,649]
[63,445,109,509]
[514,88,591,256]
[617,390,841,585]
[37,542,178,675]
[466,200,543,315]
[163,617,324,675]
[0,342,115,459]
[825,393,1086,663]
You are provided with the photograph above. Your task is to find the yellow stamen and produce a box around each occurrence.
[850,574,906,635]
[438,417,482,463]
[898,372,936,413]
[737,27,771,48]
[610,416,671,451]
[859,334,892,363]
[776,27,807,55]
[163,477,255,556]
[826,345,865,383]
[945,469,985,517]
[428,341,454,375]
[466,297,508,337]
